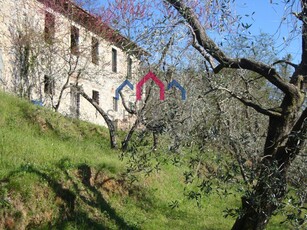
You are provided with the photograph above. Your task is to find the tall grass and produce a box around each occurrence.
[0,91,299,229]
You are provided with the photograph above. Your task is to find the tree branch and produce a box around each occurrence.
[186,23,215,70]
[119,91,136,115]
[218,87,282,117]
[272,60,298,69]
[77,86,118,149]
[276,107,307,167]
[158,35,175,67]
[165,0,296,96]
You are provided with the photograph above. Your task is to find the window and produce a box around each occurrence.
[64,1,69,11]
[71,26,79,55]
[44,11,55,43]
[113,97,118,111]
[129,102,134,112]
[127,56,132,79]
[91,37,99,64]
[70,86,80,118]
[112,48,117,73]
[92,90,99,105]
[44,75,55,95]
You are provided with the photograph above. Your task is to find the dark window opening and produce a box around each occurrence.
[64,2,69,11]
[44,75,55,95]
[112,48,117,73]
[75,93,80,118]
[71,26,79,55]
[127,56,132,79]
[92,90,99,105]
[91,37,99,64]
[113,97,118,111]
[129,101,134,111]
[44,11,55,44]
[70,86,80,118]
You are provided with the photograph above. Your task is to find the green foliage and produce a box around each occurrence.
[0,91,304,229]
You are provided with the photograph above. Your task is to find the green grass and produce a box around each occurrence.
[0,92,119,176]
[0,91,303,229]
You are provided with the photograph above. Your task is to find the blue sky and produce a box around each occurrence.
[235,0,302,63]
[95,0,302,63]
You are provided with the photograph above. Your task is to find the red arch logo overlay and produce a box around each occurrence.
[136,72,165,100]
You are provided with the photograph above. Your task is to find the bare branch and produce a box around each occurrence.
[272,60,298,69]
[186,23,215,70]
[158,35,175,67]
[165,0,296,96]
[217,87,282,117]
[119,91,136,115]
[77,86,118,149]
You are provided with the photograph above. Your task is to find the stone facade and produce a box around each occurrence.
[0,0,143,129]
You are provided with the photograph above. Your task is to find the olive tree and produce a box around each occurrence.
[164,0,306,229]
[93,0,306,227]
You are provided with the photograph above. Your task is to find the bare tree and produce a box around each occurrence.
[2,0,143,148]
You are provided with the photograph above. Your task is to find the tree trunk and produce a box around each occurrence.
[231,157,287,230]
[153,132,158,150]
[232,1,307,227]
[78,88,118,149]
[121,117,140,151]
[232,94,306,230]
[163,1,307,229]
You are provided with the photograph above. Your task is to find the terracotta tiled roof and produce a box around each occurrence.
[37,0,148,56]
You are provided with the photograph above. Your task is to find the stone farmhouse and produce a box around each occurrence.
[0,0,145,129]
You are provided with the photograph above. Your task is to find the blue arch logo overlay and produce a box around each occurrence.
[114,79,134,100]
[167,80,186,101]
[115,72,186,101]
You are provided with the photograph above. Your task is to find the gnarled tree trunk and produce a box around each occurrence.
[77,87,118,149]
[232,107,307,229]
[165,0,307,229]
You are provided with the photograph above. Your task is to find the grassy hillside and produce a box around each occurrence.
[0,91,296,229]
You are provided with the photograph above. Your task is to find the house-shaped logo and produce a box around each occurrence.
[115,72,186,101]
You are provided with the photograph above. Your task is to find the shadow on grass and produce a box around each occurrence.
[67,163,138,230]
[1,161,139,230]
